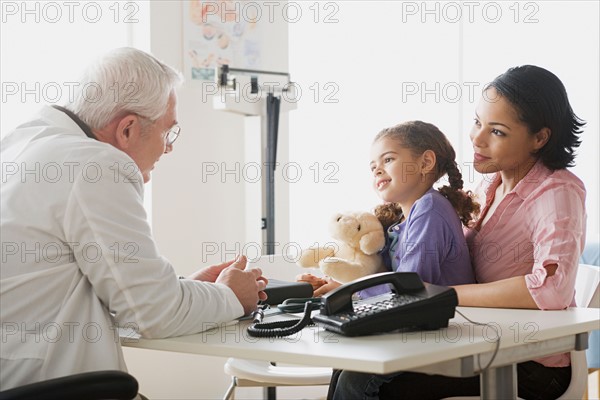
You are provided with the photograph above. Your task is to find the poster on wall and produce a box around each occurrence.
[183,0,262,81]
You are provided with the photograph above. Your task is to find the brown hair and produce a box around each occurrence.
[374,203,404,232]
[373,121,480,227]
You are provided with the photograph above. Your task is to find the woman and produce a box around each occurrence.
[331,65,587,399]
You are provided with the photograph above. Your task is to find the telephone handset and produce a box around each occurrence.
[312,272,458,336]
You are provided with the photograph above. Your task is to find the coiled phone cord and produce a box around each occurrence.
[247,301,316,338]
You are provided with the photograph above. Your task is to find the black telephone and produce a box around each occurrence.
[312,272,458,336]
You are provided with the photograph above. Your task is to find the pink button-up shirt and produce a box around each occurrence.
[465,160,586,367]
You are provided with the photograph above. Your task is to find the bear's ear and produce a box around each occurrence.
[331,213,343,223]
[359,230,385,255]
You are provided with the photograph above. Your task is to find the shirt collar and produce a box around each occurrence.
[51,105,96,140]
[512,160,551,200]
[484,159,551,202]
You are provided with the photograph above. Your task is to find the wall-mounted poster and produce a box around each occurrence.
[183,1,262,81]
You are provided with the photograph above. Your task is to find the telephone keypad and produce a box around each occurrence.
[338,293,422,320]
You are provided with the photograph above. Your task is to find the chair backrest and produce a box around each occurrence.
[0,371,138,400]
[556,264,600,400]
[575,263,600,308]
[247,254,324,282]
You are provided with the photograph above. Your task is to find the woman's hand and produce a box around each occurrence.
[296,273,328,290]
[296,273,342,297]
[314,277,342,297]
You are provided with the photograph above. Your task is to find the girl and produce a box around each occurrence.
[319,120,480,400]
[369,120,479,287]
[303,121,479,296]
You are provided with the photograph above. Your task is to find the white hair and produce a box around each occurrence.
[66,47,183,130]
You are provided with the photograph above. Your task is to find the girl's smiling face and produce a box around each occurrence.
[370,137,425,204]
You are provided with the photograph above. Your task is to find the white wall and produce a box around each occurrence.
[122,1,326,399]
[288,0,600,248]
[459,0,599,248]
[149,2,291,275]
[288,1,461,246]
[126,2,600,398]
[0,2,130,136]
[2,1,597,398]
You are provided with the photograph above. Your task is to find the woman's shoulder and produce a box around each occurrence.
[522,167,586,220]
[527,166,586,200]
[548,168,585,188]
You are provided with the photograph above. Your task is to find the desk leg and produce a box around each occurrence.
[480,364,517,399]
[264,386,276,400]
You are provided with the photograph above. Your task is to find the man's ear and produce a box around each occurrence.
[115,115,142,149]
[421,149,437,174]
[533,127,551,152]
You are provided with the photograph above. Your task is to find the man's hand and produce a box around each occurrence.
[188,258,238,282]
[215,255,268,314]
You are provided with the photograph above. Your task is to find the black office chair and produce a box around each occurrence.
[0,370,138,400]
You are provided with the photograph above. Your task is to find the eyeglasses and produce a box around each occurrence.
[134,114,181,146]
[166,125,181,146]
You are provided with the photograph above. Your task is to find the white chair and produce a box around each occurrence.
[223,254,332,400]
[576,264,600,309]
[445,263,600,400]
[223,358,332,400]
[576,263,600,400]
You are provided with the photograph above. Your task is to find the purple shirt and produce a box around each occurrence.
[360,188,475,298]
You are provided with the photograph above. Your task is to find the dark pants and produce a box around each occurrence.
[327,361,571,400]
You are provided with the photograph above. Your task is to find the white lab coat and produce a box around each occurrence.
[0,106,243,389]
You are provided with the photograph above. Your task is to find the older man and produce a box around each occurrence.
[0,47,266,389]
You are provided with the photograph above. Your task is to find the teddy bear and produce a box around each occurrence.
[296,211,388,283]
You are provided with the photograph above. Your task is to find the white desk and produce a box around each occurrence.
[122,307,599,399]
